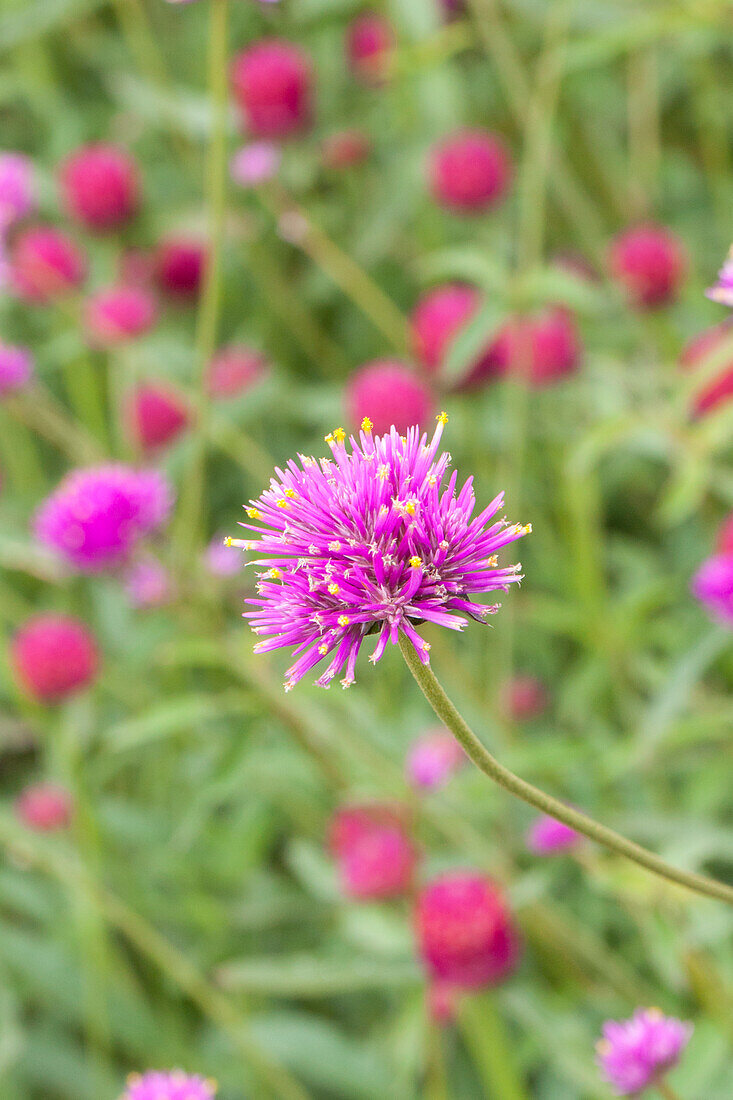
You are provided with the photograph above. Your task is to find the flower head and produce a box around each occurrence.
[154,237,206,300]
[527,814,580,855]
[230,142,281,188]
[608,225,686,310]
[706,245,733,309]
[329,803,416,900]
[126,383,190,452]
[10,614,99,702]
[429,130,512,214]
[35,465,172,573]
[206,345,268,398]
[231,39,313,139]
[84,285,157,346]
[596,1008,692,1096]
[407,729,465,790]
[121,1070,217,1100]
[0,153,35,228]
[241,417,527,690]
[0,343,33,397]
[15,783,73,831]
[346,360,435,435]
[10,226,86,302]
[59,144,140,231]
[346,12,395,86]
[691,554,733,626]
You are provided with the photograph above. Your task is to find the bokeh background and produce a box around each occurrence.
[1,0,732,1097]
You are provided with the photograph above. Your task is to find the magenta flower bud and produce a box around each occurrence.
[321,129,372,171]
[527,814,580,855]
[407,729,465,790]
[206,345,268,398]
[411,283,507,389]
[59,144,140,231]
[15,783,73,832]
[500,675,547,721]
[415,871,520,989]
[205,536,243,577]
[0,153,35,228]
[608,225,687,310]
[231,40,313,139]
[680,321,733,417]
[10,614,99,703]
[122,1071,217,1100]
[329,802,407,857]
[346,12,395,86]
[10,226,86,302]
[230,142,281,188]
[124,557,171,608]
[596,1008,692,1097]
[126,383,190,453]
[716,514,733,556]
[706,245,733,309]
[498,308,581,387]
[0,343,33,397]
[345,360,435,436]
[691,554,733,626]
[154,237,206,301]
[329,803,416,900]
[429,130,512,214]
[35,465,172,573]
[84,285,157,347]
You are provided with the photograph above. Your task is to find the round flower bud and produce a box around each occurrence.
[84,285,157,346]
[154,238,206,301]
[206,345,268,398]
[596,1009,692,1097]
[10,226,86,302]
[231,39,313,139]
[608,225,686,310]
[504,308,581,386]
[126,383,190,453]
[15,783,73,831]
[346,359,435,435]
[429,130,512,214]
[526,815,580,855]
[59,144,140,231]
[329,803,416,900]
[10,615,99,703]
[411,283,507,389]
[346,13,395,86]
[406,729,465,790]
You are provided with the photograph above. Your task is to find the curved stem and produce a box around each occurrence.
[399,635,733,906]
[656,1079,683,1100]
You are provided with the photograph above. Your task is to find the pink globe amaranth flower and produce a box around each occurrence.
[230,142,281,188]
[346,12,395,86]
[411,283,507,390]
[154,238,206,301]
[680,321,733,417]
[59,144,140,231]
[500,674,547,721]
[503,308,581,387]
[691,554,733,626]
[127,383,190,453]
[608,225,687,310]
[706,244,733,309]
[428,981,460,1026]
[122,1070,217,1100]
[716,514,733,556]
[345,360,435,435]
[15,783,73,831]
[329,803,416,900]
[407,729,465,790]
[328,802,408,857]
[321,129,372,171]
[527,814,580,855]
[206,345,268,398]
[10,226,86,302]
[0,153,35,228]
[416,871,520,989]
[205,536,243,576]
[84,285,157,347]
[241,417,528,689]
[124,557,171,608]
[35,465,172,573]
[429,130,512,214]
[0,343,33,397]
[10,614,99,702]
[231,39,313,139]
[596,1008,692,1097]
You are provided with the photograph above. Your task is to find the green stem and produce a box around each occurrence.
[399,634,733,905]
[460,993,527,1100]
[656,1079,683,1100]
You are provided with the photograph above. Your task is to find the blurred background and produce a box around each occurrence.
[0,0,732,1096]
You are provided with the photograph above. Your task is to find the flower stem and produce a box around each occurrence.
[656,1079,683,1100]
[398,634,733,905]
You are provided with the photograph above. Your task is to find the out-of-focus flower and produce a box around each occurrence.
[415,871,520,988]
[329,803,416,900]
[122,1071,217,1100]
[10,226,86,302]
[240,417,528,689]
[0,153,35,228]
[35,465,172,573]
[527,814,580,855]
[411,283,506,389]
[345,360,435,435]
[206,345,268,398]
[596,1009,692,1097]
[59,144,140,231]
[84,285,157,346]
[716,514,733,556]
[321,129,372,171]
[15,783,73,831]
[429,130,512,214]
[0,343,33,397]
[406,729,465,790]
[232,40,313,139]
[706,245,733,309]
[346,12,395,86]
[154,237,206,301]
[124,557,171,608]
[680,320,733,417]
[691,554,733,626]
[500,675,547,721]
[230,142,281,188]
[502,309,581,387]
[428,981,460,1025]
[608,225,687,310]
[126,383,190,453]
[205,536,244,576]
[118,248,155,287]
[10,614,99,702]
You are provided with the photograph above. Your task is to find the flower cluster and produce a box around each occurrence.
[596,1008,692,1096]
[240,416,528,690]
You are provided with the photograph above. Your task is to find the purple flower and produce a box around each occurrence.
[0,153,35,229]
[527,814,580,855]
[691,554,733,626]
[35,465,172,573]
[596,1008,692,1096]
[706,245,733,309]
[0,343,33,396]
[407,729,465,789]
[230,142,281,188]
[124,557,171,607]
[122,1070,217,1100]
[237,415,528,690]
[205,536,244,576]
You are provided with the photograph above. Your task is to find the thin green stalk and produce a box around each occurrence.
[399,634,733,905]
[656,1080,683,1100]
[460,993,527,1100]
[63,354,109,449]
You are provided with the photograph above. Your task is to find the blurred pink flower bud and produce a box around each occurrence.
[10,615,99,703]
[345,360,435,435]
[406,729,464,790]
[0,343,33,397]
[608,225,686,310]
[429,130,512,214]
[230,142,281,188]
[526,814,581,855]
[232,40,313,139]
[15,783,73,832]
[59,144,140,231]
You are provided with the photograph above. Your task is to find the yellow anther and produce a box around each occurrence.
[284,487,297,498]
[422,642,431,652]
[276,499,290,509]
[246,507,262,520]
[224,536,233,546]
[436,410,449,425]
[377,464,390,480]
[324,432,334,444]
[488,554,498,567]
[333,426,346,443]
[405,502,416,516]
[318,643,329,655]
[427,474,437,487]
[327,582,340,595]
[519,522,532,535]
[361,416,373,433]
[409,556,422,569]
[269,568,282,580]
[337,614,350,627]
